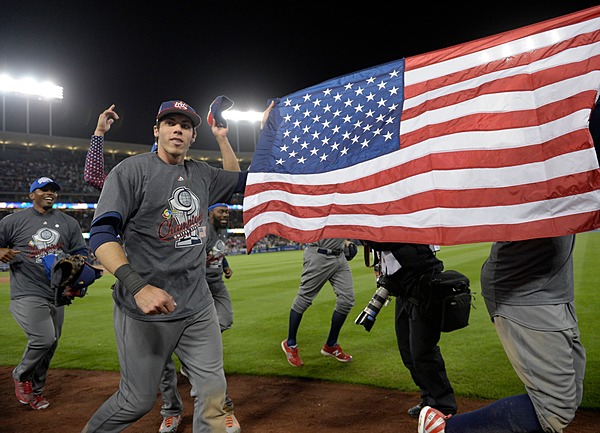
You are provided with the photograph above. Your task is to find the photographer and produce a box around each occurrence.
[362,241,457,418]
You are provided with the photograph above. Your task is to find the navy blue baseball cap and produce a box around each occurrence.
[207,95,234,128]
[42,254,103,291]
[30,177,61,193]
[156,100,202,127]
[71,261,104,292]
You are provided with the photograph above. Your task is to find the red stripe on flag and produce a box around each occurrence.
[245,210,600,251]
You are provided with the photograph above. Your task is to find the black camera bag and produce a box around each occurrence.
[418,270,472,332]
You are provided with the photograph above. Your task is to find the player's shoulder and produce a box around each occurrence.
[115,151,152,164]
[1,210,19,220]
[184,157,213,170]
[108,152,156,178]
[49,209,82,229]
[1,208,32,223]
[0,211,16,228]
[116,152,153,167]
[58,209,79,221]
[185,158,226,179]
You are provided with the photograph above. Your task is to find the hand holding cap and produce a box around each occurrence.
[207,95,234,128]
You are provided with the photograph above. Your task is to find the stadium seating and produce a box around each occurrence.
[0,141,297,252]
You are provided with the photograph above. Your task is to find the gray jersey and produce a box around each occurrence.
[93,152,239,321]
[205,222,227,284]
[0,208,87,300]
[480,235,575,306]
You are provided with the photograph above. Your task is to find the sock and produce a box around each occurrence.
[286,309,303,347]
[326,310,348,347]
[446,394,543,433]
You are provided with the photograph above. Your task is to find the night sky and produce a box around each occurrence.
[1,2,598,153]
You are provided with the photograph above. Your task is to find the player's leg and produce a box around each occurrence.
[208,280,240,431]
[209,280,234,332]
[82,306,180,432]
[175,303,227,432]
[409,304,456,416]
[431,394,542,433]
[159,356,183,432]
[288,251,333,345]
[495,315,584,432]
[394,300,427,417]
[321,259,354,360]
[9,297,64,396]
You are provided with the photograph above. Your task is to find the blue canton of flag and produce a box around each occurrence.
[251,59,405,174]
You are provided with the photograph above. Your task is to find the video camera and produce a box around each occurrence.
[354,274,392,332]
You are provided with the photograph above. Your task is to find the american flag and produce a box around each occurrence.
[243,6,600,252]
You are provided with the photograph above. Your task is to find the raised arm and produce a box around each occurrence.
[84,104,120,191]
[213,131,240,171]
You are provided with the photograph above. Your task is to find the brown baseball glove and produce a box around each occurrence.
[48,254,102,306]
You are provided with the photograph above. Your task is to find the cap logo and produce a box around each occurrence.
[157,100,201,127]
[174,101,189,110]
[30,176,61,193]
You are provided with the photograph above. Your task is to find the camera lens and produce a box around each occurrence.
[369,287,390,311]
[355,286,390,332]
[355,310,376,331]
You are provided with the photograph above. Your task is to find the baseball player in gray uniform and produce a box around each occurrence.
[84,102,242,433]
[82,100,248,433]
[418,234,586,433]
[205,203,235,332]
[0,177,88,410]
[281,238,355,366]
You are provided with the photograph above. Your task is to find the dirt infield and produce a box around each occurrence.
[1,366,597,433]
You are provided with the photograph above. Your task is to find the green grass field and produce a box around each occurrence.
[1,232,598,409]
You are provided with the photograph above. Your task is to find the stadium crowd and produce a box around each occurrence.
[0,145,300,254]
[0,147,118,202]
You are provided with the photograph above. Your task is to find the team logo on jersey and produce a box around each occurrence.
[207,238,226,268]
[159,186,206,247]
[27,227,63,262]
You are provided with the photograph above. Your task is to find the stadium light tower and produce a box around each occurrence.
[223,109,263,152]
[0,74,64,135]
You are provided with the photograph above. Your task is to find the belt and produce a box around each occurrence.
[317,248,342,256]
